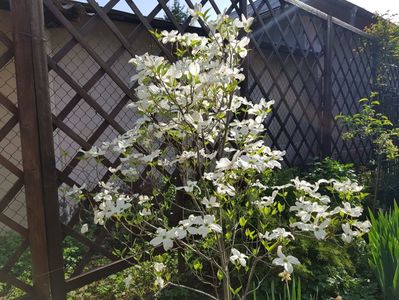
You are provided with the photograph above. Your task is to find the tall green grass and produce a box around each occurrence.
[369,202,399,299]
[253,278,318,300]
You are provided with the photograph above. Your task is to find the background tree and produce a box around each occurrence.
[365,14,399,86]
[164,0,189,24]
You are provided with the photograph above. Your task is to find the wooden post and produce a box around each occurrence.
[321,16,333,158]
[240,0,249,98]
[11,0,66,299]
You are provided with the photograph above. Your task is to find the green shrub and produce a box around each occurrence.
[0,233,32,298]
[305,158,356,182]
[292,238,378,299]
[264,159,379,299]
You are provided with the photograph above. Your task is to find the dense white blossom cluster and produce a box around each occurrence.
[150,214,222,251]
[73,5,370,296]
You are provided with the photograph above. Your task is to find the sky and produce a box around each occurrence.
[348,0,399,15]
[77,0,399,21]
[76,0,231,16]
[347,0,399,21]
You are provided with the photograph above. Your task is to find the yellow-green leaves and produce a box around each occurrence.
[217,269,224,281]
[239,217,247,227]
[193,260,203,271]
[278,202,285,213]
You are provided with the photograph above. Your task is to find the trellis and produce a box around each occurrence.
[0,0,396,299]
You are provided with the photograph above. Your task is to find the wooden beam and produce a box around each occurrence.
[284,0,373,39]
[321,16,333,158]
[240,0,249,97]
[0,271,34,294]
[10,0,66,298]
[0,178,23,214]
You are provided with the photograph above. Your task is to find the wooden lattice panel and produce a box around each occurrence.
[247,0,326,165]
[330,25,373,163]
[42,0,245,292]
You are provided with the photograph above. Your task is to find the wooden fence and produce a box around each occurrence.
[0,0,397,298]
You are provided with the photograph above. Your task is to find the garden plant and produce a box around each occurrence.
[369,202,399,300]
[73,7,372,299]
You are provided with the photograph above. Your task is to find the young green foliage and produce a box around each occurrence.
[336,94,399,160]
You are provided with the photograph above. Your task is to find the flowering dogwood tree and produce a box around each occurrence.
[75,6,370,300]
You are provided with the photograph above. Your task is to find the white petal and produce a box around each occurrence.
[284,262,293,274]
[150,236,163,247]
[287,256,300,265]
[80,224,88,234]
[209,223,222,233]
[239,257,247,267]
[314,229,326,240]
[277,245,285,259]
[272,257,283,266]
[163,238,174,251]
[188,62,200,76]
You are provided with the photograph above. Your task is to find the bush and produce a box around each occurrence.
[264,159,379,299]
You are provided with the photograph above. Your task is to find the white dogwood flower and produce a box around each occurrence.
[197,215,222,237]
[333,179,363,193]
[66,184,86,197]
[188,3,202,25]
[124,274,133,288]
[176,180,201,193]
[254,190,279,208]
[230,248,248,267]
[154,262,166,272]
[139,208,152,216]
[80,223,88,234]
[259,228,294,241]
[201,196,220,208]
[155,276,165,289]
[341,223,355,243]
[313,219,330,240]
[188,62,200,76]
[80,146,105,158]
[138,195,151,205]
[353,220,371,233]
[332,202,363,217]
[272,246,300,274]
[233,14,255,32]
[150,228,174,251]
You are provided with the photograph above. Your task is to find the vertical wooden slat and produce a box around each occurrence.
[321,16,333,158]
[240,0,248,97]
[11,0,66,299]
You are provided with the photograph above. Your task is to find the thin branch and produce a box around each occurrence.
[165,282,219,300]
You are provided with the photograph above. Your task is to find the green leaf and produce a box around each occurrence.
[393,265,399,289]
[239,217,247,227]
[217,269,224,281]
[252,247,259,256]
[245,229,256,240]
[193,260,203,271]
[262,207,271,215]
[229,285,242,296]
